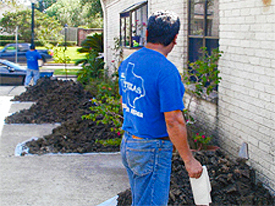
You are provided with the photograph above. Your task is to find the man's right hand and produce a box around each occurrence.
[184,157,203,179]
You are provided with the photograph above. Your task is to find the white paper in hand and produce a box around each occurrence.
[190,166,212,206]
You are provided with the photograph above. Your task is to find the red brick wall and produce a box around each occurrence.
[77,28,103,46]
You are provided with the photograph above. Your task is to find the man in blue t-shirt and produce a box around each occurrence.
[119,11,203,206]
[24,44,42,86]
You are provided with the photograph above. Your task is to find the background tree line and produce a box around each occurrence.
[0,0,102,44]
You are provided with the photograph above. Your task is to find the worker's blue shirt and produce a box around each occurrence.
[118,47,185,139]
[26,50,42,70]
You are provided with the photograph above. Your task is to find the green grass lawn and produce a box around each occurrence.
[37,46,86,64]
[65,47,86,62]
[53,69,80,75]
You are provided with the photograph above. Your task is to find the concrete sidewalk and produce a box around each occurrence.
[0,86,129,206]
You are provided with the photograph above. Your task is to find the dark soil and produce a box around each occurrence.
[6,77,121,154]
[5,78,274,205]
[117,150,275,206]
[25,117,120,155]
[6,78,94,124]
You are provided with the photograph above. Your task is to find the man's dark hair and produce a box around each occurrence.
[146,11,180,46]
[30,44,35,50]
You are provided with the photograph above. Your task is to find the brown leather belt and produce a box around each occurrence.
[132,135,170,141]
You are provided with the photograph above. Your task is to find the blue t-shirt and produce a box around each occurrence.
[118,47,185,139]
[26,50,42,70]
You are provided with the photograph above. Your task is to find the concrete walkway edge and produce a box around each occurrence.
[0,86,129,206]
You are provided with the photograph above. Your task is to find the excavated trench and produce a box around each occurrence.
[5,78,274,205]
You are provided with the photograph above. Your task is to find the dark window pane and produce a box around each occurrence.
[206,38,219,54]
[188,38,203,62]
[120,12,129,18]
[188,38,203,82]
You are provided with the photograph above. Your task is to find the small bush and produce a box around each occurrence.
[0,40,25,46]
[76,52,105,85]
[82,95,123,134]
[0,35,15,40]
[95,138,121,147]
[80,37,123,136]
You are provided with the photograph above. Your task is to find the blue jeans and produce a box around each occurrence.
[24,69,40,86]
[121,132,173,206]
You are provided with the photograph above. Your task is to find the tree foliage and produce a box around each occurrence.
[46,0,102,28]
[0,9,62,43]
[43,0,57,9]
[80,0,103,17]
[0,0,18,7]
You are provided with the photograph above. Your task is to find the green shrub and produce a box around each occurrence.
[0,40,25,46]
[52,47,71,64]
[58,41,77,47]
[77,33,103,53]
[183,47,223,97]
[76,52,105,85]
[80,37,123,136]
[182,47,223,148]
[35,40,76,47]
[82,95,123,134]
[0,40,76,47]
[182,47,223,117]
[0,35,15,40]
[95,138,121,147]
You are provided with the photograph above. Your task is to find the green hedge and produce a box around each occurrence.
[0,35,16,40]
[0,40,77,47]
[34,40,77,47]
[59,41,77,46]
[0,40,25,46]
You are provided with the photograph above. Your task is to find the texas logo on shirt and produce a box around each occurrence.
[120,62,145,117]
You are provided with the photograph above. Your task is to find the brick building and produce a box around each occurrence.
[100,0,275,195]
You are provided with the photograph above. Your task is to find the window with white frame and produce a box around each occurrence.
[120,1,148,48]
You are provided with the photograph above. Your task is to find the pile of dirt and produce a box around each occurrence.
[24,117,120,155]
[12,77,72,102]
[6,78,94,124]
[6,78,121,154]
[117,150,274,206]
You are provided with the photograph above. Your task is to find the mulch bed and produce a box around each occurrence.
[5,78,275,205]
